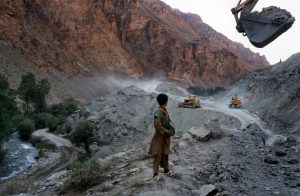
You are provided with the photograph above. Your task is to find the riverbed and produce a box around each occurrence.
[0,133,38,181]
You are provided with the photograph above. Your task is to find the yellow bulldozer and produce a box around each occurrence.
[178,95,200,108]
[229,94,242,108]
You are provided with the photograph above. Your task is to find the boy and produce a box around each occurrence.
[149,93,173,177]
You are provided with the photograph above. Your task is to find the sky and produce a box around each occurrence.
[161,0,300,65]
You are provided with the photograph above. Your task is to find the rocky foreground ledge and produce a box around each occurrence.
[1,86,299,195]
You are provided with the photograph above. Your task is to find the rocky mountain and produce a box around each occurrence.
[0,0,268,90]
[223,53,300,137]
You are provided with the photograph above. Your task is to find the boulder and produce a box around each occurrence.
[264,154,279,164]
[199,184,218,196]
[188,127,211,142]
[274,147,287,156]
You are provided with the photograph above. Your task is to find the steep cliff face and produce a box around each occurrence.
[0,0,269,87]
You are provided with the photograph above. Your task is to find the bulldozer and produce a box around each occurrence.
[229,95,242,108]
[178,95,200,108]
[232,0,295,48]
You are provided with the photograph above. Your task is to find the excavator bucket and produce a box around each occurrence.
[233,0,295,48]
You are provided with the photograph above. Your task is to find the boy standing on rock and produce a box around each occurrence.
[149,93,175,178]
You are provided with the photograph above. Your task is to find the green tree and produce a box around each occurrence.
[0,74,17,163]
[34,79,50,112]
[0,93,18,139]
[0,147,5,163]
[18,73,50,113]
[0,74,9,93]
[71,120,93,154]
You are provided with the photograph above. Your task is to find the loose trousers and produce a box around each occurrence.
[153,151,168,173]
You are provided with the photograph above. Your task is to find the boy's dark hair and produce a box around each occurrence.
[157,93,168,106]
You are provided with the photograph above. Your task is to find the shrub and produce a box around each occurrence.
[65,125,72,134]
[49,98,78,116]
[48,103,65,116]
[0,147,5,163]
[18,118,35,141]
[71,120,93,154]
[62,160,107,192]
[0,176,32,195]
[9,114,26,129]
[63,98,78,115]
[0,74,9,93]
[31,113,58,132]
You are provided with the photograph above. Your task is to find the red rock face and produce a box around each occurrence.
[0,0,269,87]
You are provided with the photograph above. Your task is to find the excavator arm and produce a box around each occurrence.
[232,0,295,48]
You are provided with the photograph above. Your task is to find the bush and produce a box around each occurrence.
[0,147,5,163]
[48,103,65,116]
[63,98,78,115]
[62,160,107,192]
[0,176,32,195]
[18,119,35,141]
[71,120,93,154]
[8,114,26,129]
[31,113,58,132]
[0,74,9,93]
[49,98,78,116]
[31,138,55,158]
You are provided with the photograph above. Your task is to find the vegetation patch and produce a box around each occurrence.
[0,72,78,162]
[71,120,93,154]
[0,148,5,164]
[17,118,35,141]
[31,138,56,158]
[31,112,59,132]
[0,176,32,195]
[61,160,108,192]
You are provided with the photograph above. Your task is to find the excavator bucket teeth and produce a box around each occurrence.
[240,6,295,48]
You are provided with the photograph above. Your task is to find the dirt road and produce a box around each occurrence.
[32,128,73,147]
[31,129,77,181]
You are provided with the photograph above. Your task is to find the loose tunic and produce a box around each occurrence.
[149,106,171,155]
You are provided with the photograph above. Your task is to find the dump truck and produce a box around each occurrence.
[178,95,200,108]
[229,95,242,108]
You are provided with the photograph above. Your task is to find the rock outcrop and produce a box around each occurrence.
[0,0,268,87]
[223,52,300,137]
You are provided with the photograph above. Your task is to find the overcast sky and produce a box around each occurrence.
[161,0,300,65]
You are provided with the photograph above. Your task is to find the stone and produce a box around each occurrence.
[286,156,299,164]
[198,184,218,196]
[129,168,140,174]
[295,144,300,154]
[274,147,286,156]
[182,132,193,141]
[286,136,297,147]
[264,154,279,164]
[121,129,128,136]
[188,127,211,142]
[79,108,90,117]
[208,174,218,183]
